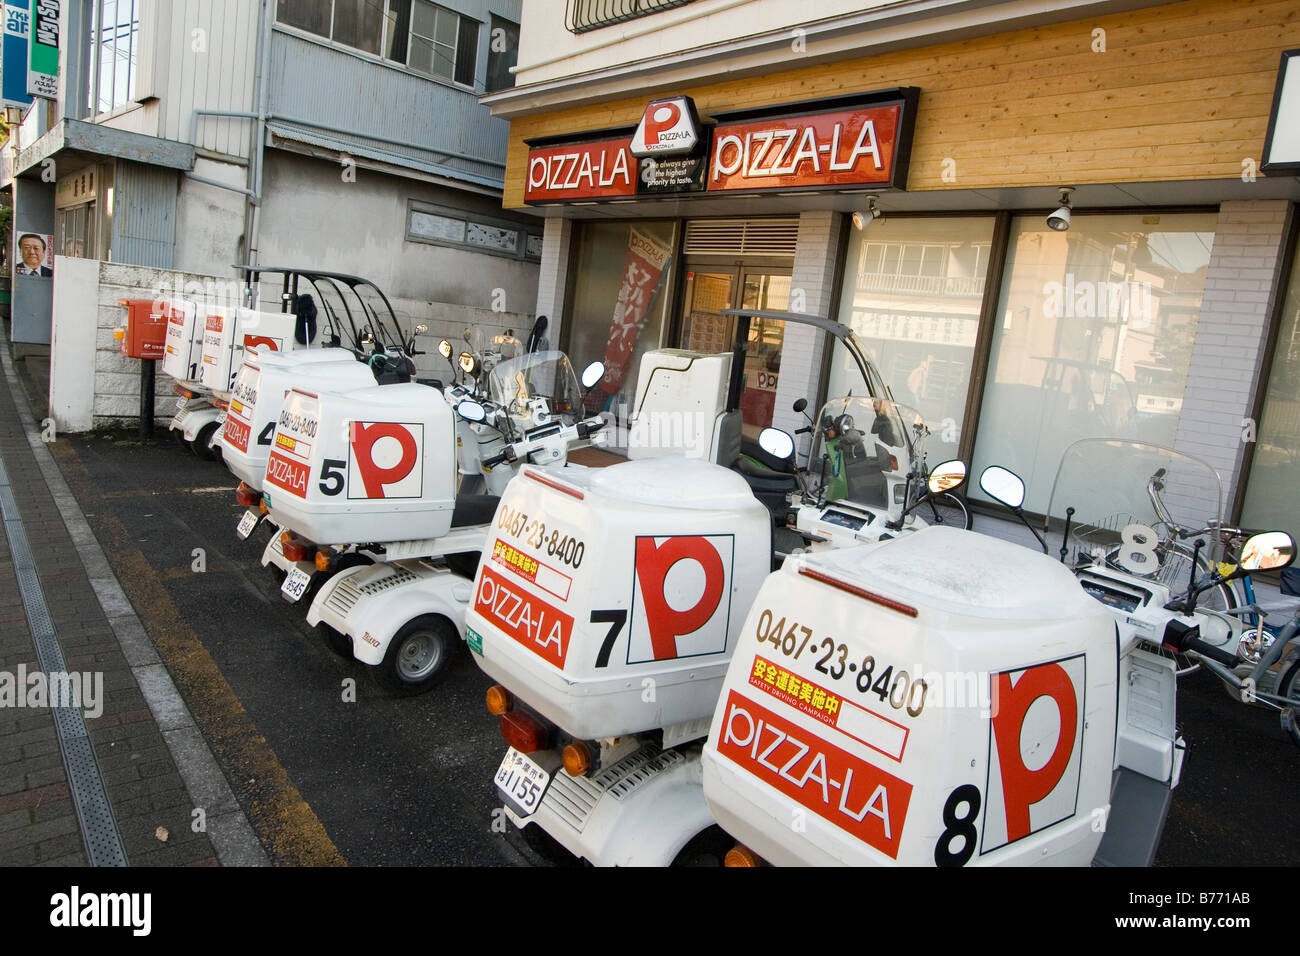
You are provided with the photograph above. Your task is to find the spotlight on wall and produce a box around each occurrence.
[852,197,881,231]
[1047,187,1074,232]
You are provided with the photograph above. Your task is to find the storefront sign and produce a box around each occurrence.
[708,103,906,192]
[631,96,701,157]
[2,0,34,110]
[1262,48,1300,173]
[525,137,635,202]
[524,89,918,204]
[27,0,56,100]
[599,228,672,394]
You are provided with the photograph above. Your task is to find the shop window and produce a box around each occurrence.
[1241,237,1300,532]
[566,221,678,417]
[88,0,139,115]
[280,0,478,86]
[485,16,519,93]
[834,217,997,466]
[971,213,1218,515]
[405,201,541,262]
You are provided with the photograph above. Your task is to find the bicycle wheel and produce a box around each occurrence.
[922,492,972,531]
[1159,545,1239,614]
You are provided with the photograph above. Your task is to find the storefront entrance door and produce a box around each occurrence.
[680,266,790,436]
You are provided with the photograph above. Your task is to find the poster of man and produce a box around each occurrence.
[14,233,54,278]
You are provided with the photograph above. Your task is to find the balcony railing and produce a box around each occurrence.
[566,0,697,33]
[855,272,987,297]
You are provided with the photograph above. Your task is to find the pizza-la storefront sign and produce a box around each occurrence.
[524,88,920,205]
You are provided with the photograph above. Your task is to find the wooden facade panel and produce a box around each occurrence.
[501,0,1300,207]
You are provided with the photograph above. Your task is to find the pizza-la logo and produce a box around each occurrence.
[630,96,701,158]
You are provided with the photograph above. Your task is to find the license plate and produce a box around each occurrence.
[216,410,228,426]
[281,567,312,603]
[175,397,187,413]
[236,510,259,540]
[494,748,551,816]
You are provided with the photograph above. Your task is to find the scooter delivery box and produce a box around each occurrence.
[222,347,371,489]
[201,306,305,395]
[701,525,1118,867]
[466,457,771,741]
[263,382,456,546]
[162,298,206,385]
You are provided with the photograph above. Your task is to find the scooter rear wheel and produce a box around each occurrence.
[371,614,458,696]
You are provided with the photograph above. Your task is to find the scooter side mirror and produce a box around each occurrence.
[793,398,807,414]
[928,459,967,495]
[581,361,605,390]
[459,352,480,378]
[457,400,487,423]
[1237,531,1296,573]
[979,465,1025,509]
[758,427,796,462]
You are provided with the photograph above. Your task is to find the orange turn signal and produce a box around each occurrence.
[173,384,194,400]
[562,741,591,777]
[486,685,511,716]
[259,498,269,516]
[314,550,333,573]
[724,845,761,868]
[236,482,260,508]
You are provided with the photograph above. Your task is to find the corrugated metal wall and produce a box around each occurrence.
[144,0,260,159]
[268,30,508,186]
[112,161,178,268]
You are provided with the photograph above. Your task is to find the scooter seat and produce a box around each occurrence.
[735,455,787,482]
[451,494,500,529]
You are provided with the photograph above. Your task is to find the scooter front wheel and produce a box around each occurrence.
[1279,658,1300,748]
[371,614,458,696]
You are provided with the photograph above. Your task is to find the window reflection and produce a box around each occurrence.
[973,214,1217,515]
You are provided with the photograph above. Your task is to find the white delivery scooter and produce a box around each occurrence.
[164,296,228,459]
[786,395,970,551]
[221,268,431,545]
[261,350,606,694]
[463,315,917,865]
[697,442,1284,867]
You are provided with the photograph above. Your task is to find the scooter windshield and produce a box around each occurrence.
[488,350,583,426]
[807,397,923,516]
[1045,439,1224,577]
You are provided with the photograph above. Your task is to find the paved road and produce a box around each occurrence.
[48,425,1300,867]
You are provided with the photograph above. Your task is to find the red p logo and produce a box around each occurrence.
[990,661,1079,843]
[643,102,681,147]
[633,535,726,661]
[349,422,419,498]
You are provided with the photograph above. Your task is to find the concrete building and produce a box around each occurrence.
[3,0,540,358]
[484,0,1300,533]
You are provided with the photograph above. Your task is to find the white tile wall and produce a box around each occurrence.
[1173,200,1292,521]
[773,211,845,443]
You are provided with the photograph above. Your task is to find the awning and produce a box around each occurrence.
[266,120,504,192]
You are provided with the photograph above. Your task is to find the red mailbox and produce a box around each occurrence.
[116,299,171,360]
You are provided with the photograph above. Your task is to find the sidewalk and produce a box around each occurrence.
[0,342,262,867]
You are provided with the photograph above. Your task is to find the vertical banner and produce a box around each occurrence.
[27,0,57,99]
[2,0,34,110]
[599,228,671,395]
